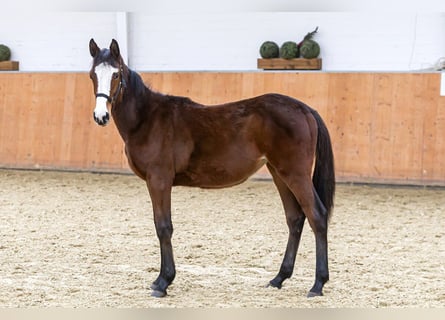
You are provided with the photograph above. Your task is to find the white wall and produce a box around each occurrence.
[128,12,445,71]
[0,11,444,72]
[0,12,117,71]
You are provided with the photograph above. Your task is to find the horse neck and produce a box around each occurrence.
[111,69,152,141]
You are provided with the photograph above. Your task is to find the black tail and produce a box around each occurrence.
[310,110,335,220]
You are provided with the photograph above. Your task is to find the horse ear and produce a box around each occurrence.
[89,38,100,58]
[110,39,120,59]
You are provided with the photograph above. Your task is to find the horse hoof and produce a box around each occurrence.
[307,291,323,298]
[150,283,159,291]
[151,289,167,298]
[266,280,282,289]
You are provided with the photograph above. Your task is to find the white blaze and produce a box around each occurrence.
[94,63,119,120]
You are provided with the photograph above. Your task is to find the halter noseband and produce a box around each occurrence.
[95,93,112,102]
[95,64,126,104]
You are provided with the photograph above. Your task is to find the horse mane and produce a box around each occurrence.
[127,68,194,108]
[163,93,194,106]
[127,68,149,98]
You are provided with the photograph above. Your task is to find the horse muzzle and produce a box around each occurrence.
[93,96,110,126]
[93,111,110,126]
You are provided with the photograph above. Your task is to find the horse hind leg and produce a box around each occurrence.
[267,164,306,289]
[268,164,329,297]
[288,176,329,297]
[306,186,329,297]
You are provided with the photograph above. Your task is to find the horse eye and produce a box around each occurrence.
[112,73,119,80]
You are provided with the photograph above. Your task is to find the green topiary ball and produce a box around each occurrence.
[300,40,320,59]
[280,41,299,59]
[0,44,11,62]
[259,41,279,59]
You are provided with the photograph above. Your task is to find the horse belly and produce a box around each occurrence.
[174,156,266,188]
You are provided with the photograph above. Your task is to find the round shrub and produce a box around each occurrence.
[259,41,279,59]
[280,41,299,59]
[300,40,320,59]
[0,44,11,62]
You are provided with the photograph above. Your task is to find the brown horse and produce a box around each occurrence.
[88,39,335,298]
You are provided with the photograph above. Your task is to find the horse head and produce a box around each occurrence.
[89,38,126,126]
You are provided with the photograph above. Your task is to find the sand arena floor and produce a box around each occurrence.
[0,169,443,307]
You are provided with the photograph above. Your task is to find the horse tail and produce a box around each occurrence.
[311,109,335,220]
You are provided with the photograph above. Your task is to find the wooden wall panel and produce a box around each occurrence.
[371,74,395,180]
[1,72,444,186]
[422,74,445,183]
[0,73,125,171]
[326,73,374,179]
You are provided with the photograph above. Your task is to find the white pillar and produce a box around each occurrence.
[116,12,129,65]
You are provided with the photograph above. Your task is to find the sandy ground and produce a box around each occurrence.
[0,169,444,307]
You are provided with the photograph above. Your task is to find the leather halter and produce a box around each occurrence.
[95,64,126,104]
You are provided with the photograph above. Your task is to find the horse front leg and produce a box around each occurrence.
[146,174,175,298]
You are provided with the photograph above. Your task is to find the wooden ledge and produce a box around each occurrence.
[0,61,19,71]
[258,58,321,70]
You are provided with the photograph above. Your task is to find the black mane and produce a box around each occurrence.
[127,68,193,107]
[127,68,148,98]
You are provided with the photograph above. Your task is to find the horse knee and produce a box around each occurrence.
[155,221,173,239]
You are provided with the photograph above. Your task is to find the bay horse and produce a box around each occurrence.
[88,39,335,298]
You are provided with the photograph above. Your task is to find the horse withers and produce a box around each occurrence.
[88,39,335,298]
